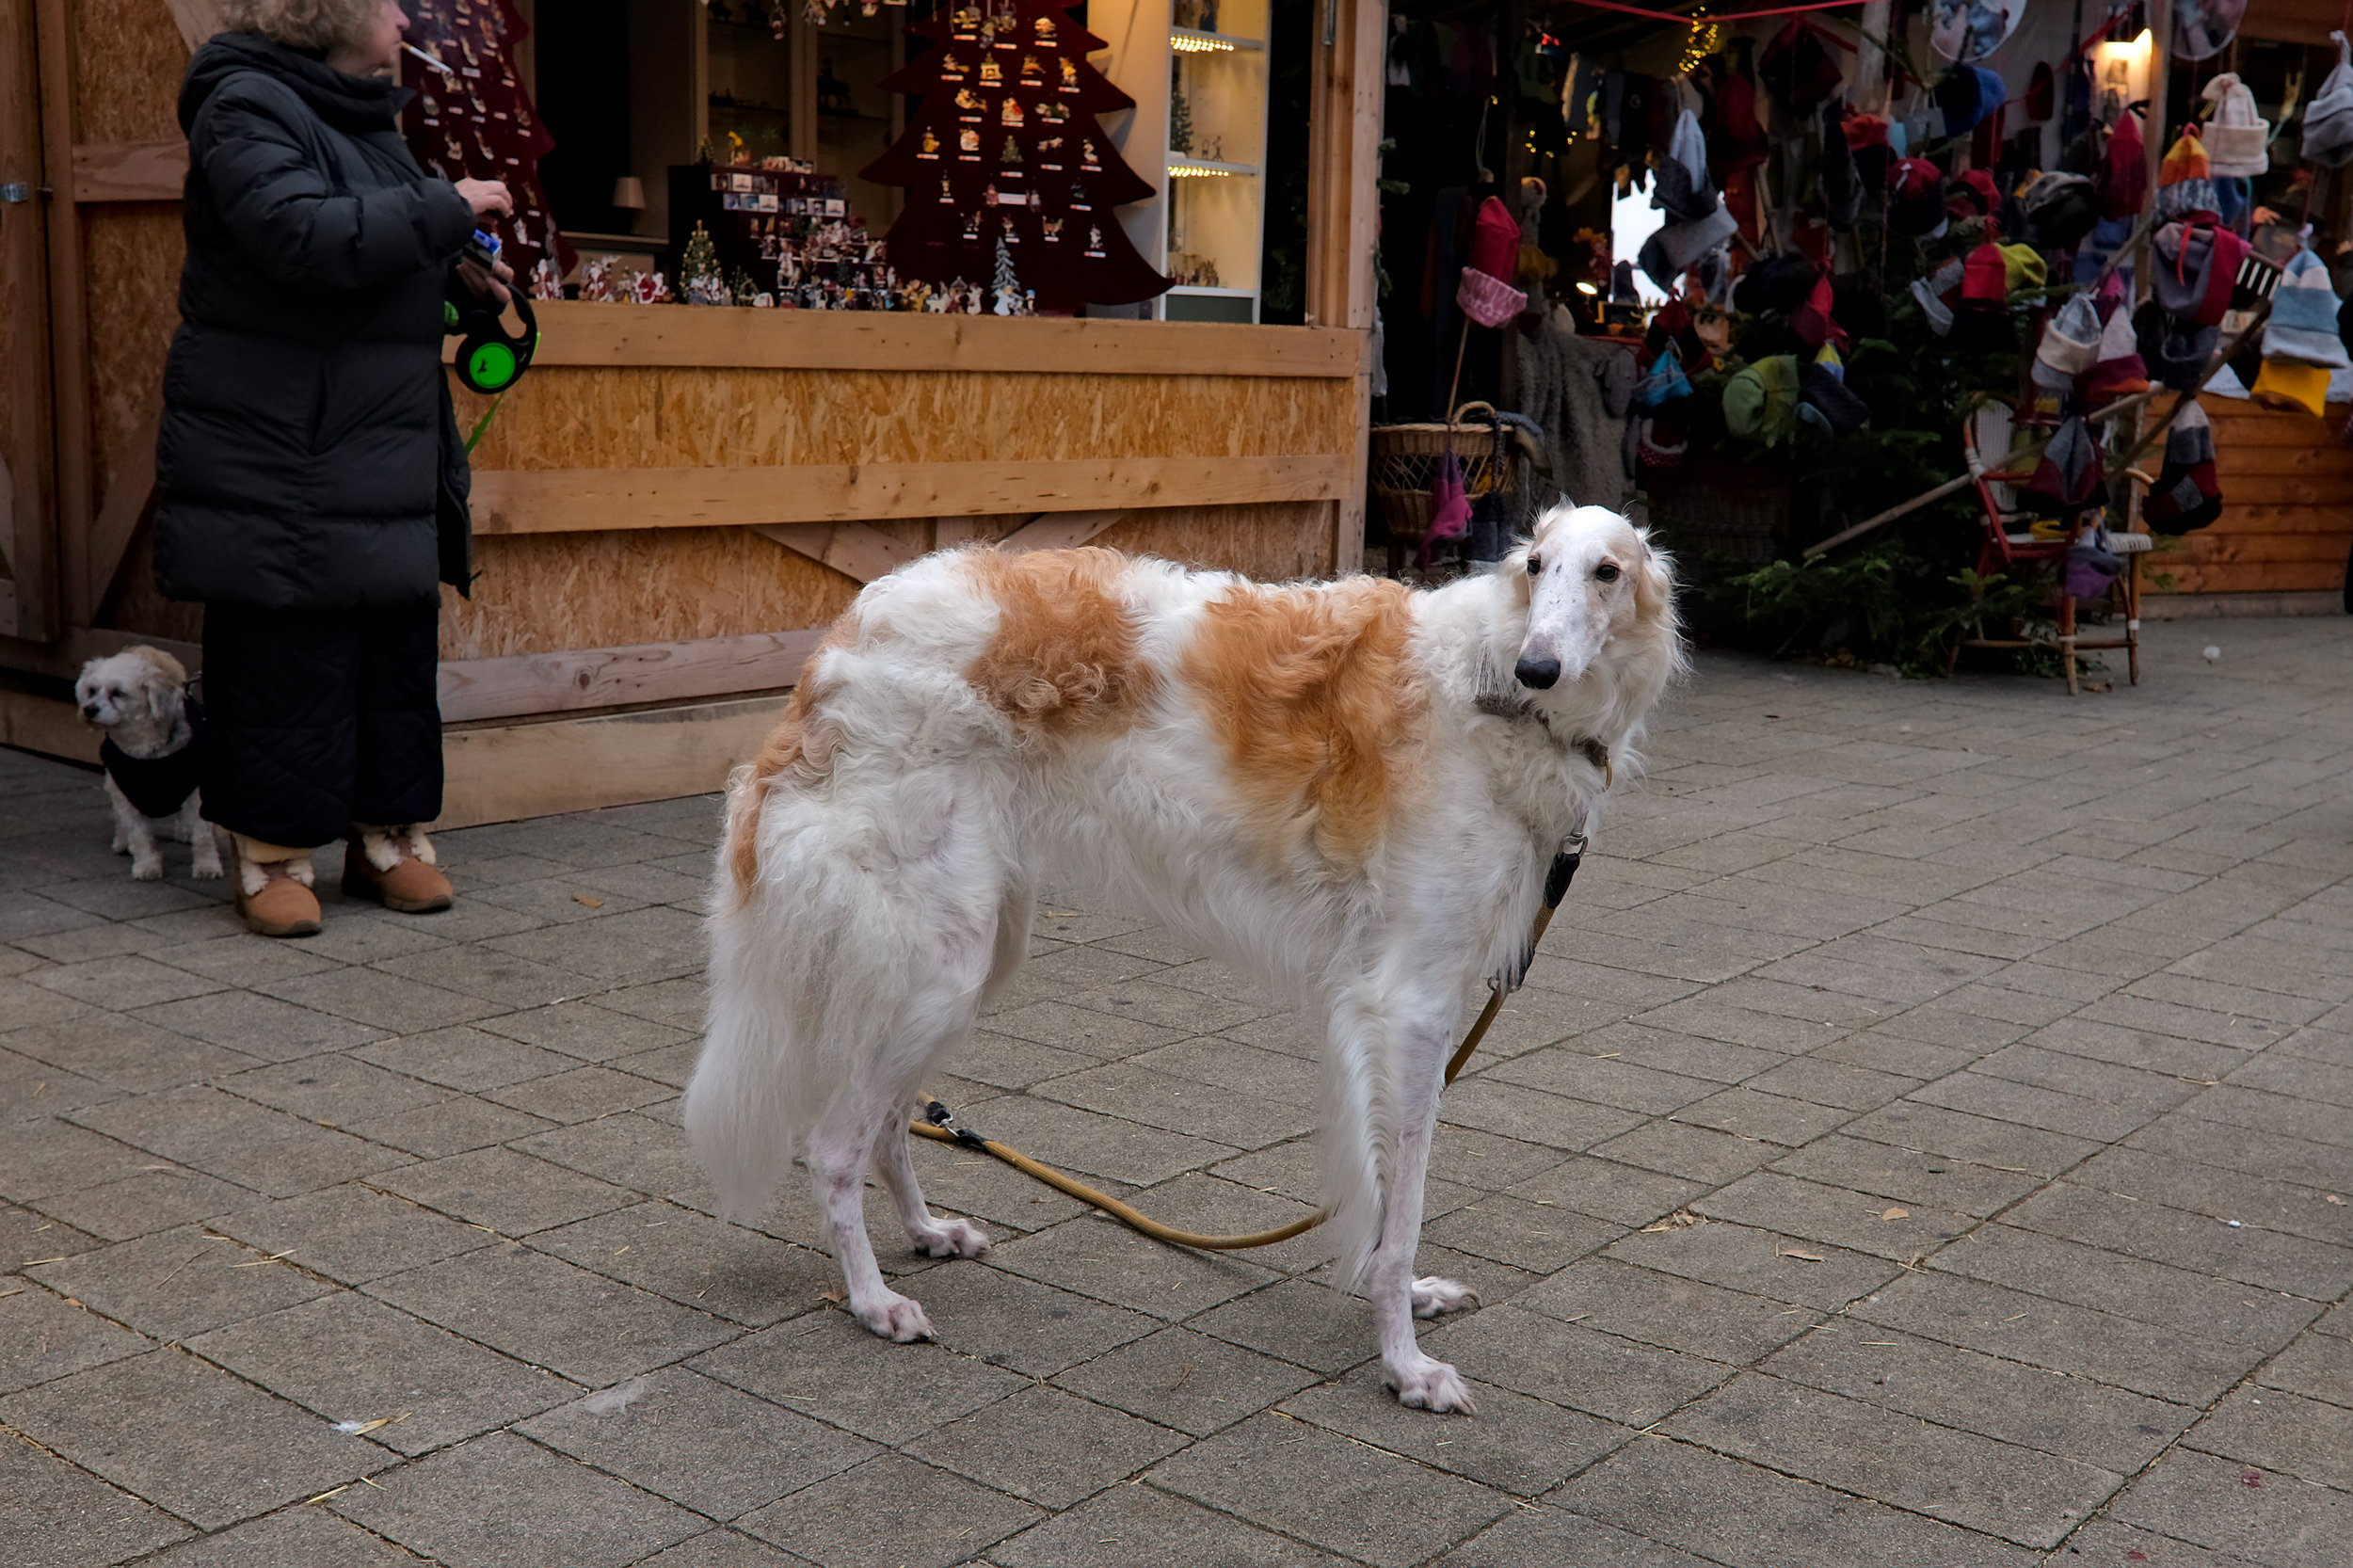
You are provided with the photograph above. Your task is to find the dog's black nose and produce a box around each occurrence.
[1514,656,1561,690]
[82,704,101,718]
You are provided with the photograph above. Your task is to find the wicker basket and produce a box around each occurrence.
[1368,402,1524,553]
[1643,458,1791,568]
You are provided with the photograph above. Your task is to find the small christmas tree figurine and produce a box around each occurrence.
[680,222,726,305]
[864,0,1167,311]
[991,234,1023,314]
[1168,63,1194,156]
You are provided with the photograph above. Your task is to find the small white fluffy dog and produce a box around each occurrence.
[688,504,1680,1413]
[74,646,223,883]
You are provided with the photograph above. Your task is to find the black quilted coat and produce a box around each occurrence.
[157,33,476,609]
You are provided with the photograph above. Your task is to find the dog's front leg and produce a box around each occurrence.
[1372,1018,1477,1415]
[106,777,164,880]
[184,794,225,880]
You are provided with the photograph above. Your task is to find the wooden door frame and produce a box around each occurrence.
[0,0,58,641]
[1305,0,1384,572]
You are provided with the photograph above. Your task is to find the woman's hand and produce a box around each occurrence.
[456,179,512,218]
[456,254,515,304]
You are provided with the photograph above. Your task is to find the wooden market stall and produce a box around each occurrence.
[0,0,1385,823]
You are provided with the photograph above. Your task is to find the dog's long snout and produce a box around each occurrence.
[1513,656,1561,690]
[81,702,102,719]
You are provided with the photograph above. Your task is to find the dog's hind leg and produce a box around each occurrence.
[183,792,224,880]
[105,776,163,880]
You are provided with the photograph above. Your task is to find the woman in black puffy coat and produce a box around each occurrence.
[158,0,511,936]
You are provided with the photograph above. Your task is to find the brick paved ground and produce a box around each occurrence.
[4,615,2352,1568]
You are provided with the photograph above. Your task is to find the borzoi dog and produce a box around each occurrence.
[689,503,1680,1413]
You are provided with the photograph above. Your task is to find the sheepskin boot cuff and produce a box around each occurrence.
[231,836,321,937]
[344,824,453,914]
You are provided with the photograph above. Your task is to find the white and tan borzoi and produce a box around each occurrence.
[688,504,1680,1414]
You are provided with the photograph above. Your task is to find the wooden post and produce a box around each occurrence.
[0,0,57,640]
[1305,0,1382,572]
[31,0,89,633]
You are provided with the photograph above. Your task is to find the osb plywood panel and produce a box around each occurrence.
[2147,402,2353,598]
[436,523,925,659]
[1096,503,1332,582]
[72,0,186,143]
[457,367,1356,472]
[82,208,181,504]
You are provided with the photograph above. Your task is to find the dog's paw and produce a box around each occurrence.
[130,856,165,882]
[190,854,225,881]
[1411,1275,1480,1319]
[1385,1355,1476,1415]
[911,1216,990,1258]
[854,1291,936,1343]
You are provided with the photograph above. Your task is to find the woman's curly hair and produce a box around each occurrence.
[218,0,385,52]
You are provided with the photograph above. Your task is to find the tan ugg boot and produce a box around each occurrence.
[342,824,453,913]
[232,836,323,937]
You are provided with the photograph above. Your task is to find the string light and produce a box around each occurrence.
[1171,33,1236,52]
[1676,8,1719,75]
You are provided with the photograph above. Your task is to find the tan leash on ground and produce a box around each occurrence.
[906,832,1592,1252]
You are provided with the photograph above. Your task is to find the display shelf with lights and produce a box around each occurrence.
[1088,0,1270,321]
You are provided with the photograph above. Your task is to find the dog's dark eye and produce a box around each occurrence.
[1595,562,1622,583]
[1526,556,1542,576]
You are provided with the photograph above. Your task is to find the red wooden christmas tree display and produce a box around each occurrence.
[864,0,1169,311]
[399,0,571,286]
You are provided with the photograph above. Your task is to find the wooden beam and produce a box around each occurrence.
[69,138,185,202]
[0,0,56,639]
[437,693,787,829]
[466,300,1363,377]
[995,509,1129,552]
[0,622,199,681]
[34,0,89,636]
[436,628,824,723]
[751,520,924,584]
[468,455,1351,535]
[80,402,159,621]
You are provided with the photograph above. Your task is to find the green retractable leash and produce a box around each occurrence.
[446,232,539,453]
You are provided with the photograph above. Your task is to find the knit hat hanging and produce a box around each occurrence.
[2155,127,2217,221]
[2151,220,2248,328]
[1797,345,1869,435]
[2033,293,2103,391]
[2249,360,2332,418]
[2025,60,2055,121]
[2141,401,2223,534]
[2081,298,2151,405]
[1760,20,1843,115]
[2136,298,2220,392]
[2306,32,2353,168]
[2019,171,2098,249]
[2098,110,2148,219]
[1723,354,1803,445]
[2020,415,2107,516]
[1456,197,1529,328]
[1887,157,1947,238]
[2199,73,2270,178]
[2261,248,2351,370]
[1640,111,1737,291]
[1910,256,1964,336]
[2000,243,2048,296]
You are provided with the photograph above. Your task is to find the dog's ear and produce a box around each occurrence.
[1630,528,1675,628]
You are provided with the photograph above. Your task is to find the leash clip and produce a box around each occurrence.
[923,1097,990,1150]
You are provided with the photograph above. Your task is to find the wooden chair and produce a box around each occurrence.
[1949,410,2143,694]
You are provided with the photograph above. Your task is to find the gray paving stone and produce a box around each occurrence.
[1282,1361,1627,1496]
[692,1309,1032,1446]
[900,1260,1161,1377]
[207,1182,490,1285]
[130,988,386,1061]
[483,905,709,985]
[346,1093,556,1159]
[366,1244,737,1387]
[1048,1324,1323,1436]
[4,1011,256,1092]
[1552,1438,2041,1568]
[634,1530,810,1568]
[520,1366,880,1520]
[23,1224,334,1340]
[1147,1411,1513,1568]
[138,1506,426,1566]
[222,1054,454,1127]
[370,1144,637,1237]
[355,1022,582,1089]
[25,952,225,1010]
[1431,1506,1721,1568]
[1767,1132,2045,1218]
[1932,1225,2322,1352]
[2258,1330,2353,1410]
[0,1349,370,1530]
[331,1429,705,1568]
[987,1213,1280,1320]
[904,1383,1188,1508]
[1599,1216,1905,1310]
[484,1063,673,1123]
[0,1428,190,1568]
[258,965,504,1032]
[1661,1369,2124,1547]
[530,1202,833,1327]
[2002,1181,2353,1299]
[2180,1386,2353,1492]
[2106,1447,2353,1568]
[1515,1256,1821,1363]
[1423,1304,1732,1425]
[0,1282,150,1393]
[1695,1170,1977,1261]
[1758,1325,2192,1473]
[993,1481,1354,1567]
[733,1453,1043,1568]
[188,1288,574,1454]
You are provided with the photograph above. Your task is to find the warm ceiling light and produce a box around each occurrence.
[1172,33,1235,52]
[1576,280,1600,295]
